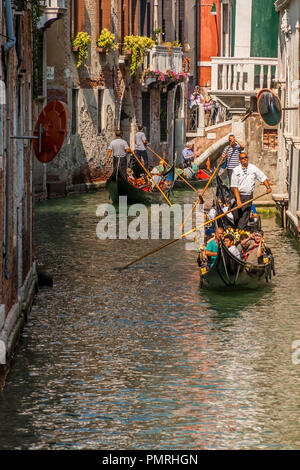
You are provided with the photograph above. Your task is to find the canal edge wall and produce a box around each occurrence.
[0,264,38,389]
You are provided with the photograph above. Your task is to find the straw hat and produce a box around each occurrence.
[151,168,160,175]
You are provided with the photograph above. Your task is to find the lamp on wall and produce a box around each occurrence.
[200,2,217,16]
[210,2,217,15]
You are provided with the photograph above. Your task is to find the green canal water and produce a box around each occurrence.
[0,189,299,450]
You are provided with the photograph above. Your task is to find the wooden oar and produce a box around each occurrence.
[179,145,230,231]
[146,145,199,193]
[118,191,268,271]
[131,150,173,207]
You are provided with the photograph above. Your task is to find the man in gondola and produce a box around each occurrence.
[231,152,272,230]
[222,134,245,184]
[205,227,224,268]
[106,130,132,176]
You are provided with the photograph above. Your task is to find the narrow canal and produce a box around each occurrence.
[0,189,299,450]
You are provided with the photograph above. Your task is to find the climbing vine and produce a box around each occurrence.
[31,0,44,99]
[73,32,91,68]
[97,28,118,54]
[124,35,154,76]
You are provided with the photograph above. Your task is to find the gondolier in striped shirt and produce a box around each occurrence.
[106,130,132,176]
[231,152,272,230]
[222,134,245,184]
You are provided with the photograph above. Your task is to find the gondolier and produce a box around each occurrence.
[222,134,245,184]
[134,125,149,173]
[231,152,272,230]
[106,130,132,176]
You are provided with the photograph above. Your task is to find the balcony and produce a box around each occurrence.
[38,0,66,29]
[147,45,183,74]
[209,56,278,112]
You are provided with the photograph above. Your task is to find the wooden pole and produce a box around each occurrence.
[118,191,268,271]
[131,150,173,207]
[146,145,199,193]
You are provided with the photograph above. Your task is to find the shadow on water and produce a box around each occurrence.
[200,283,273,317]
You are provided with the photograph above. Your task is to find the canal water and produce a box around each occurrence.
[0,189,299,450]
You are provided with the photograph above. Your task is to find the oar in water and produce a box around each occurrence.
[118,191,269,272]
[131,150,173,207]
[146,145,199,194]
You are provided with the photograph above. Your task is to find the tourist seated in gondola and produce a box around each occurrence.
[205,227,224,267]
[150,167,162,189]
[223,233,241,259]
[127,168,136,185]
[236,233,254,257]
[243,231,265,265]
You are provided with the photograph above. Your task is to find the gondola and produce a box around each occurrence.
[174,168,212,189]
[106,163,175,205]
[215,175,261,232]
[198,236,275,290]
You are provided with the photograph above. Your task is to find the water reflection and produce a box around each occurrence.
[202,284,272,317]
[0,190,299,450]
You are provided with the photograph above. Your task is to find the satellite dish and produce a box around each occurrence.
[257,89,282,127]
[33,101,70,163]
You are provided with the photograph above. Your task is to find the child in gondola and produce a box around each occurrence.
[223,233,241,259]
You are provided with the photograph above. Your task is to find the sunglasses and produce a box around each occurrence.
[240,156,248,160]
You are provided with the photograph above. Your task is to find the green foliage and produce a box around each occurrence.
[152,27,162,44]
[73,32,91,68]
[162,41,182,54]
[97,28,118,54]
[124,35,155,76]
[31,0,44,99]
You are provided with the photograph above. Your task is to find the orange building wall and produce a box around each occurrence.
[198,0,221,87]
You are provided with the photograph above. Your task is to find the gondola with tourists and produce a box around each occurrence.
[106,161,175,205]
[198,228,275,290]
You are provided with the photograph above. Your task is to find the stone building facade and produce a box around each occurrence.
[273,0,300,239]
[0,1,36,381]
[34,0,188,199]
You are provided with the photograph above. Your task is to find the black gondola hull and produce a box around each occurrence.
[200,241,274,290]
[106,166,174,205]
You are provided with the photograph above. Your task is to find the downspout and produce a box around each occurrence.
[4,0,16,279]
[195,0,199,85]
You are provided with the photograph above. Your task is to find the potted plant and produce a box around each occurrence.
[97,28,118,54]
[72,32,91,68]
[124,35,155,76]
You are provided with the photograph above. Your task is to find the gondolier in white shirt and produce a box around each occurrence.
[231,152,272,230]
[106,130,132,176]
[222,134,245,184]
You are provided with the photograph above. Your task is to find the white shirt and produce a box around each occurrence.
[231,163,267,195]
[228,245,241,259]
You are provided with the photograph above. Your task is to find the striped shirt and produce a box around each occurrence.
[222,143,243,170]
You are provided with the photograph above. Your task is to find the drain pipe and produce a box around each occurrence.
[4,0,16,279]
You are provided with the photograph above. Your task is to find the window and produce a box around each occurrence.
[97,88,104,135]
[160,92,168,142]
[71,88,79,135]
[263,128,278,150]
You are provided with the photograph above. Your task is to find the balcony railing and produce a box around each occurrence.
[146,45,183,74]
[210,57,278,93]
[38,0,66,29]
